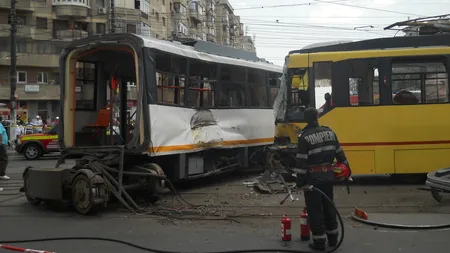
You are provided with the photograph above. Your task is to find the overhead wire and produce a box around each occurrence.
[311,0,424,16]
[0,1,424,63]
[232,0,350,10]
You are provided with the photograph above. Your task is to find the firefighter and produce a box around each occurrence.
[294,107,350,251]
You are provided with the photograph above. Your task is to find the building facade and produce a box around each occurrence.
[0,0,256,121]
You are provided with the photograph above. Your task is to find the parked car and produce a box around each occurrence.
[15,125,59,160]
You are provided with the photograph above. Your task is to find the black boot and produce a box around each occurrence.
[327,234,338,247]
[308,239,326,251]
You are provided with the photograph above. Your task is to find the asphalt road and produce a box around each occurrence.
[1,157,450,253]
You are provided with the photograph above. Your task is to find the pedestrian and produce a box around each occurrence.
[0,116,10,185]
[293,107,350,251]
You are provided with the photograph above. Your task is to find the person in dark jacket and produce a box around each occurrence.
[293,107,350,251]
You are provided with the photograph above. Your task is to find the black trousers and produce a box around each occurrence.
[0,144,8,176]
[304,183,338,241]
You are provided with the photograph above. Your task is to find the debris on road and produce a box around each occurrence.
[245,170,295,194]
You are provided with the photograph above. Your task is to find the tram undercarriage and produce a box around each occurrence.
[21,145,266,214]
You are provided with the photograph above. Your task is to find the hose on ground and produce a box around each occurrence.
[4,186,344,253]
[350,213,450,230]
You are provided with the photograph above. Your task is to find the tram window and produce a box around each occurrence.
[218,64,246,107]
[270,87,279,107]
[269,72,281,107]
[349,68,380,106]
[248,68,268,107]
[249,85,269,107]
[313,62,332,109]
[188,60,217,107]
[75,62,97,110]
[248,68,265,85]
[391,61,448,104]
[155,51,187,105]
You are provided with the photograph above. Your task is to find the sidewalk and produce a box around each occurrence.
[6,149,20,156]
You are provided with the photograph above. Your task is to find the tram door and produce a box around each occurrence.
[109,78,131,145]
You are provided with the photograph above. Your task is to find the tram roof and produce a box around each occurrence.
[137,35,282,73]
[288,34,450,55]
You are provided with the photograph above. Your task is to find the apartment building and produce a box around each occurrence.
[0,0,256,120]
[0,0,149,120]
[240,35,256,52]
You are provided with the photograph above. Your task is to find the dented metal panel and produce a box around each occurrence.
[148,105,275,156]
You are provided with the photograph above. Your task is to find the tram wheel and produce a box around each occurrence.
[266,151,282,172]
[23,168,41,206]
[71,172,108,215]
[142,163,165,194]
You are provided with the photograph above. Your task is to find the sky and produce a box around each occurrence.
[228,0,449,66]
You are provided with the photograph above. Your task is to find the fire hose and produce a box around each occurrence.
[0,184,344,253]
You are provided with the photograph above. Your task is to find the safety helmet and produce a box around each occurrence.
[333,162,351,181]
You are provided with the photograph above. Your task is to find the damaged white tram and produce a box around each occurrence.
[57,33,282,181]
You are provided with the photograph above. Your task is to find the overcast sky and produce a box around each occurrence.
[228,0,449,66]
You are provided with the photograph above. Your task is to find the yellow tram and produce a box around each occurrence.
[273,35,450,175]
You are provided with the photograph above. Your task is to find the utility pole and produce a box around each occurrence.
[110,0,115,33]
[9,0,17,142]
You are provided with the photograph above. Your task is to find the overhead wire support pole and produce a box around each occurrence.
[110,0,115,33]
[9,0,17,142]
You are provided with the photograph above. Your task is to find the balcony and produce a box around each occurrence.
[222,37,230,46]
[230,14,236,26]
[176,32,189,40]
[222,17,229,27]
[0,0,46,12]
[173,12,188,22]
[55,30,89,40]
[116,7,146,22]
[0,52,59,67]
[0,83,60,100]
[53,0,89,18]
[207,33,215,43]
[0,24,33,38]
[189,9,202,23]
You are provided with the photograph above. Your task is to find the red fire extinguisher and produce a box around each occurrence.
[300,208,310,241]
[281,215,292,241]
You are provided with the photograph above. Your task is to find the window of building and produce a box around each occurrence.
[189,2,203,14]
[17,71,27,83]
[16,16,26,25]
[313,62,332,109]
[188,60,217,108]
[38,72,48,84]
[391,60,448,104]
[155,51,187,105]
[75,62,97,110]
[37,43,51,54]
[162,17,166,26]
[177,22,188,35]
[155,12,159,21]
[173,2,186,14]
[17,42,26,53]
[96,23,106,34]
[36,17,47,30]
[96,0,105,7]
[127,23,137,34]
[218,65,246,107]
